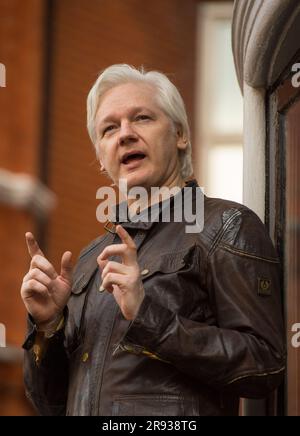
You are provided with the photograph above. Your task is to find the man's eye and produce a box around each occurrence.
[135,114,150,121]
[103,125,116,135]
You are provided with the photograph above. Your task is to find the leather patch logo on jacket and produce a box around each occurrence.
[258,278,271,296]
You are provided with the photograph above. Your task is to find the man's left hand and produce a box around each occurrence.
[97,225,145,320]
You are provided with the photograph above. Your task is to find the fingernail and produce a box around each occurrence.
[99,285,106,293]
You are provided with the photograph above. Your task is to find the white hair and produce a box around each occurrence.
[87,64,193,179]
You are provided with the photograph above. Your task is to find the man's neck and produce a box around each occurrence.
[126,174,185,213]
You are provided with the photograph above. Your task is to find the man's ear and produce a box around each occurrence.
[176,130,188,151]
[174,123,187,151]
[97,148,105,171]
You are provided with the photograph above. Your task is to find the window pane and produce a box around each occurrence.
[206,144,243,203]
[211,19,243,135]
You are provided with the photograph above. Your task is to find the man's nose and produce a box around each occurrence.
[118,122,138,145]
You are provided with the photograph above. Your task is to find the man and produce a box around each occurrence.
[21,64,285,416]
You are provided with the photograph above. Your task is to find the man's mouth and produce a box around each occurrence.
[121,152,146,165]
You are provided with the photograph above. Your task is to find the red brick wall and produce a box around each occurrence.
[0,0,45,345]
[0,0,46,415]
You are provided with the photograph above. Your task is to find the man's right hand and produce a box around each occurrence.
[20,232,73,330]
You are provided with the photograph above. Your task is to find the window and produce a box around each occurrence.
[194,2,243,202]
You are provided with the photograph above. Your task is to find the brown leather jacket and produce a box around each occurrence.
[23,180,285,416]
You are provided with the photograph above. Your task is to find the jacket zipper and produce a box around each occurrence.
[225,365,285,386]
[94,303,119,415]
[94,228,149,415]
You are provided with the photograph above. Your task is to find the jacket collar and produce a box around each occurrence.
[106,179,199,232]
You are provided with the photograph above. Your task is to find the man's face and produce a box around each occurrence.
[95,82,187,190]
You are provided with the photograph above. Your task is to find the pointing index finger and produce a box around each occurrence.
[116,225,136,249]
[25,232,45,258]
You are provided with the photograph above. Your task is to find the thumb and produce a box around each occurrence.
[60,251,73,282]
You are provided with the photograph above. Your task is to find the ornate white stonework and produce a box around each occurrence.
[232,0,300,91]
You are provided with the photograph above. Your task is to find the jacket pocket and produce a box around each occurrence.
[140,246,194,281]
[111,394,196,416]
[66,270,99,353]
[71,272,90,295]
[139,245,205,318]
